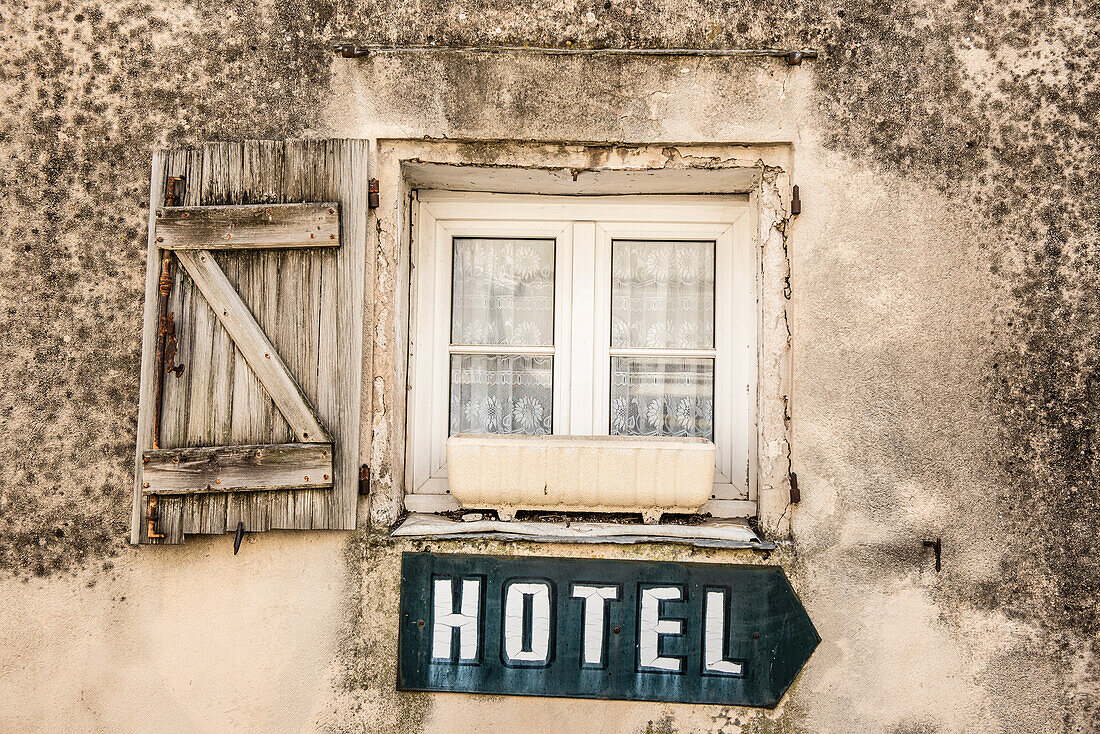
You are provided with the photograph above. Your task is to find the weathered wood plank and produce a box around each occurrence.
[155,203,341,250]
[184,147,232,534]
[331,139,368,531]
[210,256,236,445]
[185,275,216,445]
[288,139,344,529]
[131,151,168,544]
[142,443,334,495]
[134,148,194,544]
[154,495,185,544]
[234,140,281,532]
[261,251,292,444]
[175,249,331,444]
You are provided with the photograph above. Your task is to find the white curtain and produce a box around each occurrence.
[610,357,714,440]
[449,238,555,436]
[611,240,714,349]
[610,240,714,440]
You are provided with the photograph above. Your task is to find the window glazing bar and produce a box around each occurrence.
[609,347,716,358]
[450,344,555,355]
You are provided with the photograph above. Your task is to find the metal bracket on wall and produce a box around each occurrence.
[368,179,379,209]
[923,538,942,572]
[789,472,801,503]
[791,185,802,216]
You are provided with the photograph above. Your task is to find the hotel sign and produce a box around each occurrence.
[397,553,818,707]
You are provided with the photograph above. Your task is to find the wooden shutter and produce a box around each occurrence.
[130,140,367,544]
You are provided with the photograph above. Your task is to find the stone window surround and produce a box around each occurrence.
[367,140,794,537]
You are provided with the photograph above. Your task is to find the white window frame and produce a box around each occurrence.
[406,191,757,510]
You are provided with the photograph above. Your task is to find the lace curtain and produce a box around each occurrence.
[610,240,715,440]
[446,237,715,440]
[449,238,555,436]
[611,240,714,349]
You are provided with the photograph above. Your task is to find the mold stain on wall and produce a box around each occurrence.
[0,0,1097,729]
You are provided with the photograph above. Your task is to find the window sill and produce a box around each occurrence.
[391,513,774,550]
[404,493,757,520]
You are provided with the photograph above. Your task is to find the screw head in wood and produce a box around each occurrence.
[142,482,150,488]
[329,208,335,214]
[215,478,222,484]
[155,236,163,242]
[329,233,335,239]
[309,233,315,239]
[304,476,310,481]
[264,353,270,359]
[323,475,329,481]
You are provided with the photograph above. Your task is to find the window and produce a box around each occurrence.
[407,193,756,512]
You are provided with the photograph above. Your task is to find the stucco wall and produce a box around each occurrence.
[1,1,1097,732]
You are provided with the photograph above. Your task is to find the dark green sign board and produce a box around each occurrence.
[397,552,818,707]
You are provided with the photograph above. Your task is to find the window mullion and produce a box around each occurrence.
[592,224,613,435]
[551,222,574,434]
[569,221,597,434]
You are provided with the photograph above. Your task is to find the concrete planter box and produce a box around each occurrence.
[446,434,717,523]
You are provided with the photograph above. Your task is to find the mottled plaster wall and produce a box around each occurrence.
[0,0,1097,732]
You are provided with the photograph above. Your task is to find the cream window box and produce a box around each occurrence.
[446,434,717,523]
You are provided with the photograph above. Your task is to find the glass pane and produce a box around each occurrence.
[450,354,553,435]
[452,238,555,347]
[611,240,714,349]
[610,357,713,440]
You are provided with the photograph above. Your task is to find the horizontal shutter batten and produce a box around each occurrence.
[155,202,341,250]
[142,442,334,495]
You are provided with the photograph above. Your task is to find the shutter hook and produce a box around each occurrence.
[922,538,941,572]
[233,521,245,555]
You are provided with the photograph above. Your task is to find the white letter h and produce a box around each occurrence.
[432,578,481,661]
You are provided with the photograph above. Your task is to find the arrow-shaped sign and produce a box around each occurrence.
[398,552,818,707]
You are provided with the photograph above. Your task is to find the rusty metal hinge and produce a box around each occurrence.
[146,494,165,540]
[359,463,371,495]
[790,185,801,216]
[164,176,185,207]
[152,254,184,449]
[160,311,185,378]
[789,471,800,503]
[368,179,379,209]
